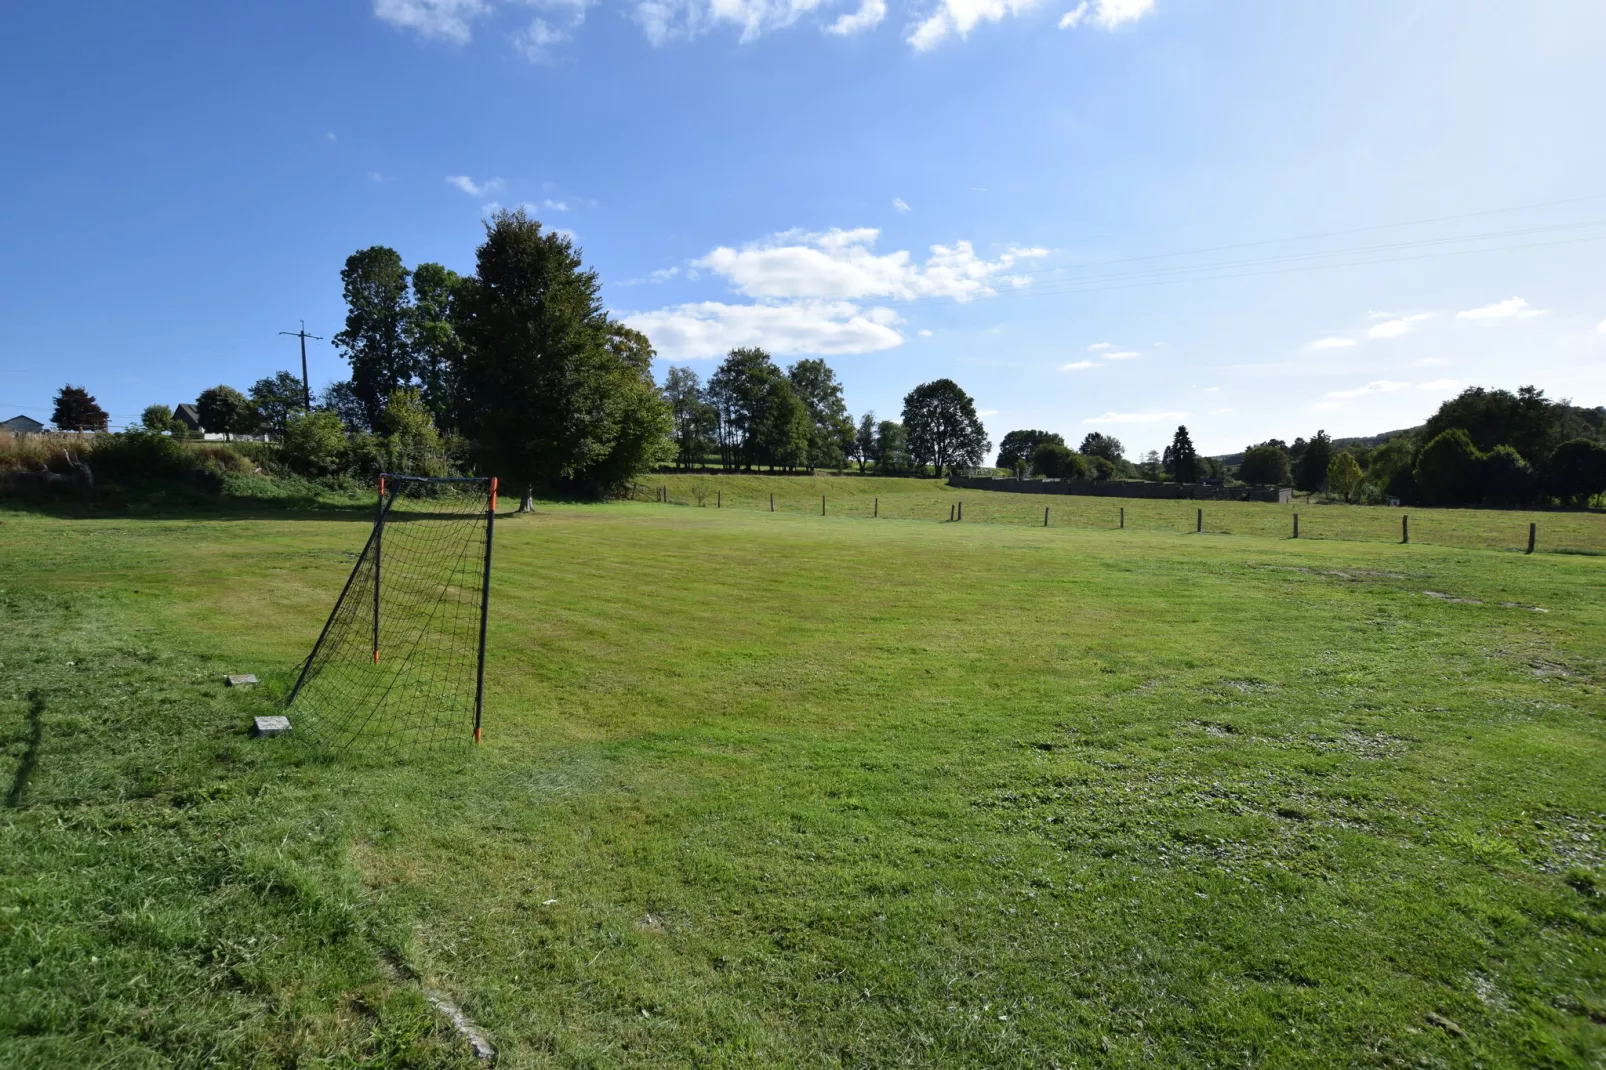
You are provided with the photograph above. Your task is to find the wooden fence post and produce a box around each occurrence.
[822,495,826,516]
[1197,508,1202,533]
[1044,506,1049,527]
[1527,522,1536,554]
[949,503,954,522]
[874,497,878,518]
[770,492,774,512]
[717,490,721,509]
[958,501,963,521]
[1119,507,1125,529]
[1293,513,1299,539]
[1402,515,1409,544]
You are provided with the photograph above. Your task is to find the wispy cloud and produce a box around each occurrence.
[367,171,396,183]
[1059,0,1153,30]
[1087,342,1113,351]
[917,328,933,337]
[828,0,886,35]
[375,0,491,44]
[1104,350,1139,360]
[447,174,503,197]
[1061,360,1097,371]
[1083,410,1189,424]
[1456,296,1546,321]
[1367,313,1433,340]
[892,197,911,213]
[1324,380,1410,400]
[1305,336,1357,351]
[542,198,571,211]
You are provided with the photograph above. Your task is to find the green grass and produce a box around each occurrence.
[2,494,1605,1067]
[638,472,1606,554]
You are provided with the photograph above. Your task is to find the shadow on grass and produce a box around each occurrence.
[6,690,44,808]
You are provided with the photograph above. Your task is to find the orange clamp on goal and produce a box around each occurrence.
[489,477,498,512]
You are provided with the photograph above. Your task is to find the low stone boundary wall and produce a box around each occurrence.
[946,475,1291,503]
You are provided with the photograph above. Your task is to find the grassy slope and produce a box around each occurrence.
[640,473,1606,554]
[2,500,1605,1067]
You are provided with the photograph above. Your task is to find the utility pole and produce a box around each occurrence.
[278,321,323,410]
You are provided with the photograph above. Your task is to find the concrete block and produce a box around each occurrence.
[252,715,291,737]
[226,674,258,687]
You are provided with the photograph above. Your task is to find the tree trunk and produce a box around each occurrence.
[519,484,534,513]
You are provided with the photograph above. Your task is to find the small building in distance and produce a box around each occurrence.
[172,404,204,435]
[1,414,45,435]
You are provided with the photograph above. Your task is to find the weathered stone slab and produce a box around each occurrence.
[251,715,291,737]
[226,674,258,687]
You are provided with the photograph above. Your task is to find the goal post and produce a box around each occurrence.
[286,473,498,753]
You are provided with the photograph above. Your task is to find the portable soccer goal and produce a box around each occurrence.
[286,473,498,752]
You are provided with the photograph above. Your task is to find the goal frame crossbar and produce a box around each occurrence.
[286,472,499,747]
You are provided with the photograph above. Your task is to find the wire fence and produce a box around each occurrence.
[626,479,1606,555]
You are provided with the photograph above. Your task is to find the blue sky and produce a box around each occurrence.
[3,0,1604,457]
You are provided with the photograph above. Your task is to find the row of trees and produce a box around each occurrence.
[665,358,992,478]
[1235,387,1606,507]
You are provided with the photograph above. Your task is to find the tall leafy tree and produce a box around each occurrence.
[333,246,415,430]
[875,420,909,474]
[754,377,812,471]
[1078,432,1125,462]
[664,366,717,469]
[250,371,307,437]
[1032,441,1087,479]
[195,385,256,441]
[456,209,670,504]
[902,379,989,478]
[406,262,467,432]
[707,347,786,470]
[1162,425,1200,483]
[1326,450,1363,502]
[997,430,1063,472]
[853,412,878,473]
[1421,385,1558,465]
[1237,441,1291,485]
[52,385,108,432]
[319,380,368,431]
[786,358,854,471]
[1294,430,1333,492]
[1414,428,1484,505]
[140,404,175,434]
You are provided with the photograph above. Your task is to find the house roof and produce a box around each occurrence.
[173,403,202,428]
[1,414,45,431]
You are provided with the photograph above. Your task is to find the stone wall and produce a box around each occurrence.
[946,475,1291,503]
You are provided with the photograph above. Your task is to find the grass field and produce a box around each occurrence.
[3,493,1605,1067]
[636,473,1606,555]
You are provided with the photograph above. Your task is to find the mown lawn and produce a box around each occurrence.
[2,496,1604,1067]
[637,472,1606,554]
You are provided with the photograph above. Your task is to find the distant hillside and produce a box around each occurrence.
[1212,427,1415,467]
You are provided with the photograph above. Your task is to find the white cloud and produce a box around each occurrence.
[892,197,911,213]
[637,0,837,45]
[1083,411,1189,424]
[1456,296,1546,321]
[1059,0,1151,30]
[375,0,491,43]
[917,328,933,337]
[512,17,571,59]
[696,227,1046,303]
[652,266,680,281]
[620,300,903,359]
[1324,380,1410,400]
[367,171,396,183]
[828,0,886,34]
[1087,342,1113,351]
[909,0,1046,51]
[1416,378,1463,392]
[1202,386,1220,393]
[1367,313,1433,340]
[1104,350,1139,360]
[1305,336,1356,351]
[447,175,503,196]
[542,198,571,211]
[1061,360,1097,371]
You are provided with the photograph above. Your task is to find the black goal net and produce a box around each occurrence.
[286,474,497,753]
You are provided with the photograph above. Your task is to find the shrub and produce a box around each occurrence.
[1326,451,1363,502]
[282,411,349,477]
[1238,444,1291,486]
[1484,445,1539,506]
[1033,442,1088,479]
[1414,429,1484,505]
[1548,439,1606,507]
[1088,456,1116,480]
